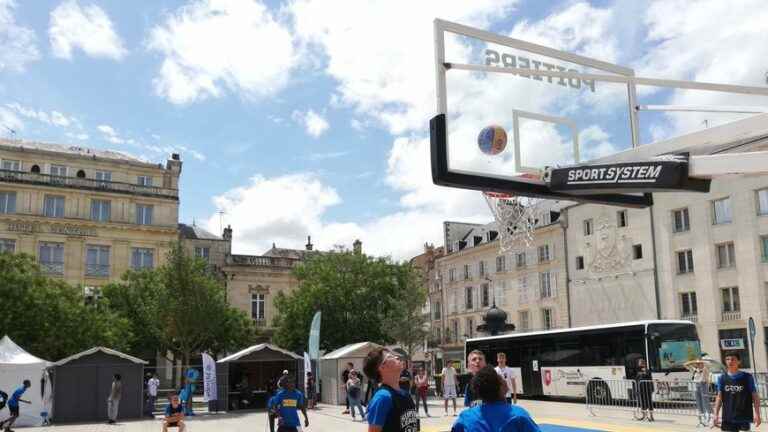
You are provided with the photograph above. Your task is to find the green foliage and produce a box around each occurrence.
[0,252,132,360]
[382,263,429,358]
[272,250,427,354]
[102,243,258,362]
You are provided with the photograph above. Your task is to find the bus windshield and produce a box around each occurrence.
[647,323,701,371]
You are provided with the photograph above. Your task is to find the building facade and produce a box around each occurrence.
[0,139,180,295]
[429,216,569,369]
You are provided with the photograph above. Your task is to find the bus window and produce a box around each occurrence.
[647,323,700,372]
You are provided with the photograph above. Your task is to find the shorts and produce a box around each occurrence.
[166,422,179,428]
[721,422,750,431]
[8,405,19,416]
[443,385,457,399]
[277,426,299,432]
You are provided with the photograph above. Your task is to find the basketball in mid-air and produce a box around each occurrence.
[477,125,507,155]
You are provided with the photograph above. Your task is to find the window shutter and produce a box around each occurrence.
[550,243,556,260]
[498,280,506,306]
[551,272,558,297]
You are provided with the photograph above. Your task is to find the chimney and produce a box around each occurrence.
[223,225,233,241]
[353,239,362,255]
[305,236,314,251]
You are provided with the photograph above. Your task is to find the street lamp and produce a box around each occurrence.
[476,275,515,336]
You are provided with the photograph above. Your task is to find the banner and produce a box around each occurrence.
[202,352,217,402]
[304,352,311,392]
[308,311,321,393]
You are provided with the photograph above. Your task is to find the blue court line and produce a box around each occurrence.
[540,424,607,432]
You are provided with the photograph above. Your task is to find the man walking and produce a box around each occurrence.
[107,374,122,424]
[714,351,761,431]
[494,353,518,404]
[442,362,458,416]
[0,380,31,432]
[363,348,419,431]
[147,373,160,417]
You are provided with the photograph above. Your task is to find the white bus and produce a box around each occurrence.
[465,320,701,400]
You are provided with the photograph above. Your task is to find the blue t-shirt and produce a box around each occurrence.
[366,386,410,426]
[8,386,27,408]
[165,403,183,417]
[269,389,304,427]
[451,401,541,432]
[716,372,757,394]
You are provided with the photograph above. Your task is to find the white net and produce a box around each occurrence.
[483,192,549,253]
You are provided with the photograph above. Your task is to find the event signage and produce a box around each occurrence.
[202,353,217,402]
[548,160,709,193]
[720,338,745,350]
[7,222,96,236]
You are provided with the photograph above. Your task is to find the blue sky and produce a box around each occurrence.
[1,0,766,259]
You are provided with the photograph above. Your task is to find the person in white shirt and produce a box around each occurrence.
[441,362,458,416]
[147,374,160,416]
[494,352,518,404]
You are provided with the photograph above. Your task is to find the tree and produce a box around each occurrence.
[102,243,258,363]
[382,263,429,359]
[0,252,133,360]
[272,249,427,353]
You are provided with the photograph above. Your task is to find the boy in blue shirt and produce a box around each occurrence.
[0,380,31,432]
[268,378,309,432]
[452,366,540,432]
[714,351,761,431]
[464,350,487,408]
[162,393,186,432]
[364,348,419,432]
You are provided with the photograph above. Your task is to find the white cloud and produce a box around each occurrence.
[65,131,88,140]
[292,109,329,138]
[0,0,40,72]
[0,106,23,134]
[5,103,77,128]
[49,0,127,60]
[307,150,347,161]
[96,124,126,144]
[147,0,296,105]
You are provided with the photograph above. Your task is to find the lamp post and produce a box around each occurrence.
[477,275,515,336]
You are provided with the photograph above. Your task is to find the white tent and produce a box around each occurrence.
[0,336,50,427]
[320,342,382,405]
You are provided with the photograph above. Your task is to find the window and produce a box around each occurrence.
[137,175,152,186]
[478,260,486,277]
[518,276,529,305]
[463,264,471,280]
[575,256,584,270]
[131,248,154,270]
[31,164,40,173]
[95,170,112,185]
[672,208,690,232]
[136,204,153,225]
[465,286,473,310]
[617,210,628,228]
[0,191,16,214]
[584,219,593,236]
[481,283,490,307]
[516,252,526,268]
[449,268,455,282]
[633,244,643,259]
[713,197,732,224]
[466,318,474,339]
[76,170,85,178]
[519,311,530,331]
[39,242,64,275]
[495,255,506,272]
[251,293,265,322]
[43,195,65,218]
[539,272,553,298]
[195,246,211,261]
[90,200,111,222]
[452,320,459,342]
[757,189,768,215]
[1,159,20,171]
[86,245,110,277]
[680,292,698,317]
[0,239,16,253]
[716,242,736,268]
[538,245,550,263]
[542,308,554,330]
[677,250,694,274]
[721,287,740,313]
[494,280,506,306]
[433,301,441,320]
[762,236,768,262]
[50,164,67,177]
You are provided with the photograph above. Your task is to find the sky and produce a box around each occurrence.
[1,0,767,260]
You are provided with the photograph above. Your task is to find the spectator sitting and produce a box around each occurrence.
[163,393,186,432]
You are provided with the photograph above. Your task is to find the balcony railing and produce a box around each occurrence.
[227,255,299,268]
[40,261,64,275]
[253,318,267,327]
[85,263,110,277]
[0,169,178,200]
[722,310,742,321]
[680,314,698,323]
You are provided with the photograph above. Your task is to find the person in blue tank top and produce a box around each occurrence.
[714,351,761,431]
[0,380,31,432]
[364,347,419,432]
[452,366,540,432]
[268,378,309,432]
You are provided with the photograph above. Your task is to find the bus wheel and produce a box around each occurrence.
[587,380,612,405]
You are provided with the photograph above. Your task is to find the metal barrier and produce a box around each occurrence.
[587,377,768,425]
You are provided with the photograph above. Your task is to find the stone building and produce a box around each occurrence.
[427,214,569,369]
[0,139,180,297]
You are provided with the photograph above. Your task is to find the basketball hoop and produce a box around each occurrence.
[483,191,548,253]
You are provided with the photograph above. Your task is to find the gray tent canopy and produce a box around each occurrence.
[51,347,147,423]
[320,342,382,405]
[215,343,303,411]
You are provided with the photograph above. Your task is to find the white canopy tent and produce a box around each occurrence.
[0,336,51,427]
[320,342,383,405]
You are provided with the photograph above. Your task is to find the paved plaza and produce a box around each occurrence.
[20,398,712,432]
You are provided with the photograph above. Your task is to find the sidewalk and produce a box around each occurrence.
[19,398,718,431]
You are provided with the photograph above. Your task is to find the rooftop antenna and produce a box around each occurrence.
[218,210,226,234]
